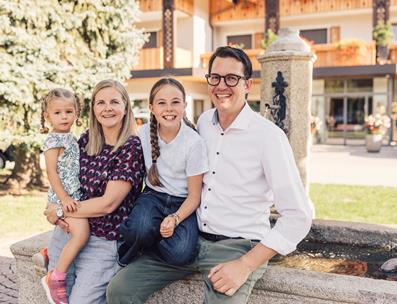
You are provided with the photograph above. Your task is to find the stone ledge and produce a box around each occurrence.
[10,220,397,304]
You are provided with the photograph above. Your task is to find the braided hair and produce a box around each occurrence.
[147,77,196,187]
[40,88,81,133]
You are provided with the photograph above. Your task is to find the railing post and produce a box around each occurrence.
[162,0,175,69]
[258,28,315,192]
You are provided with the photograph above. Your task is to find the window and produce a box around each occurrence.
[393,24,397,42]
[143,31,157,49]
[300,29,327,44]
[227,34,252,49]
[346,79,373,93]
[193,99,204,123]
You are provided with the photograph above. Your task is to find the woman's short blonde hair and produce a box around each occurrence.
[86,79,137,155]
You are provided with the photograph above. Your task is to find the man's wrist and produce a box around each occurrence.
[239,255,256,274]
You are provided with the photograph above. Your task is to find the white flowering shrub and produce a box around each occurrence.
[0,0,146,188]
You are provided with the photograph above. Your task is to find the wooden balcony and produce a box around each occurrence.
[280,0,372,16]
[139,0,194,15]
[134,47,192,70]
[200,42,377,72]
[210,0,372,24]
[313,42,376,67]
[135,42,397,72]
[388,45,397,63]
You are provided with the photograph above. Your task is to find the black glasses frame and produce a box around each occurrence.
[205,73,247,87]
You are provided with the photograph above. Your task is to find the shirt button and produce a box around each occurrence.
[203,223,207,226]
[212,171,215,174]
[216,152,220,155]
[221,132,224,136]
[204,206,208,209]
[208,188,211,191]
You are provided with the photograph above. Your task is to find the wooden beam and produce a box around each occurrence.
[163,0,174,69]
[265,0,279,35]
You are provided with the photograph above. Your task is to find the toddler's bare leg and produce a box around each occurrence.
[55,218,90,272]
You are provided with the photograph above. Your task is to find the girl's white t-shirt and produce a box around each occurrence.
[138,121,209,197]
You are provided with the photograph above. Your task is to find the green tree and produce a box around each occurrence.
[0,0,146,193]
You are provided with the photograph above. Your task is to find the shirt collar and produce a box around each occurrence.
[211,103,253,130]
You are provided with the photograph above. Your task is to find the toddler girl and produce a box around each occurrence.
[40,88,89,304]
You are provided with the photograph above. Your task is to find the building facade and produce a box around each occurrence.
[128,0,397,145]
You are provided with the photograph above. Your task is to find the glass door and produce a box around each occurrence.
[345,97,369,145]
[325,97,344,144]
[325,96,372,145]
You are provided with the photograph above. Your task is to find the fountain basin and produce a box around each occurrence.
[10,219,397,303]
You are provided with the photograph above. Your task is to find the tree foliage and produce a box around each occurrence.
[0,0,146,190]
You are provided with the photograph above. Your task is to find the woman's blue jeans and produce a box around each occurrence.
[118,187,198,267]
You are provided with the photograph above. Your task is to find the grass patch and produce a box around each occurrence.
[0,183,396,240]
[0,192,51,238]
[310,183,397,225]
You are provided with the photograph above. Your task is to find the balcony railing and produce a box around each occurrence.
[200,49,264,72]
[134,42,397,72]
[313,42,376,67]
[139,0,193,15]
[134,47,192,70]
[200,43,377,72]
[210,0,372,24]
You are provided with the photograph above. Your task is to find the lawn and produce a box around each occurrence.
[310,183,397,225]
[0,191,51,239]
[0,183,396,240]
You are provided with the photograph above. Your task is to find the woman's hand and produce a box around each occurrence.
[160,216,177,238]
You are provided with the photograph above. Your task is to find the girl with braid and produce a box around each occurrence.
[118,78,208,267]
[40,88,89,304]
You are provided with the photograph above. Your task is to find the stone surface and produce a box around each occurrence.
[258,27,315,191]
[10,220,397,304]
[0,256,17,304]
[9,232,50,304]
[308,219,397,249]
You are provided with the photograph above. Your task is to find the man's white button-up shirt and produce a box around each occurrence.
[196,104,313,255]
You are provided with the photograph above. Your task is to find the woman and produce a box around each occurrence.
[45,79,145,303]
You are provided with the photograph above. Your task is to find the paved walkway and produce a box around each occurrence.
[1,144,396,301]
[309,144,397,187]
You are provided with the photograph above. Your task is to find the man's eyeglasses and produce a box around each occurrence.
[205,73,247,87]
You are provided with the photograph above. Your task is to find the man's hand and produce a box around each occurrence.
[44,204,70,232]
[208,258,253,296]
[160,216,176,238]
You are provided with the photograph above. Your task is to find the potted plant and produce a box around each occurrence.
[335,39,367,64]
[373,21,394,64]
[260,29,278,49]
[364,113,391,152]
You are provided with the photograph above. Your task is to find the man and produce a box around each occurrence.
[107,46,313,304]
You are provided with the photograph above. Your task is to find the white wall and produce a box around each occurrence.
[282,10,372,42]
[137,20,162,32]
[192,0,212,68]
[211,9,373,47]
[213,21,263,48]
[176,17,193,50]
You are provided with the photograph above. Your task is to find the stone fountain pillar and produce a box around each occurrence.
[257,28,315,192]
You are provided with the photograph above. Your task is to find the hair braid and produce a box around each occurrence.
[148,113,163,187]
[74,94,82,127]
[183,115,197,132]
